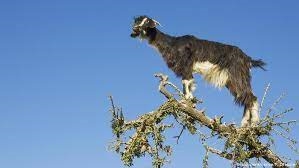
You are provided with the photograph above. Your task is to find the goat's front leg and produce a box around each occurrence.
[182,75,196,101]
[181,77,196,108]
[182,78,195,99]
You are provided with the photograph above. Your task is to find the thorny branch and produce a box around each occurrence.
[109,73,298,168]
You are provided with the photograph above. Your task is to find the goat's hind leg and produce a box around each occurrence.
[241,94,260,127]
[241,106,251,127]
[250,98,260,126]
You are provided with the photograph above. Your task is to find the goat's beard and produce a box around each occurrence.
[130,33,139,38]
[130,29,147,39]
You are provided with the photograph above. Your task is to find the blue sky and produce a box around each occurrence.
[0,0,298,167]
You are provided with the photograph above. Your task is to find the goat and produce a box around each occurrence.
[130,15,266,127]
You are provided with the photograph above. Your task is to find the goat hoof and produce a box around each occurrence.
[179,99,196,108]
[250,118,260,127]
[250,122,259,127]
[191,97,202,104]
[240,120,250,128]
[178,99,188,108]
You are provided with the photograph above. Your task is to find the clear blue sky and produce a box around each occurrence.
[0,0,298,167]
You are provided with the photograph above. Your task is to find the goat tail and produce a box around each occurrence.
[251,59,266,71]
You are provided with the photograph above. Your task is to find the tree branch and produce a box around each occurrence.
[109,73,296,168]
[154,73,289,168]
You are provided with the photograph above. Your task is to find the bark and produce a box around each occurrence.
[155,73,288,168]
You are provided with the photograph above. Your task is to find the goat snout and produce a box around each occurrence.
[130,32,139,38]
[130,28,140,38]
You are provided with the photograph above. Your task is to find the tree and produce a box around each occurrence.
[108,73,298,168]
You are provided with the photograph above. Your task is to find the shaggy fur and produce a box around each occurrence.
[130,16,266,126]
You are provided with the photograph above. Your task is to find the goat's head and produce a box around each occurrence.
[130,15,161,38]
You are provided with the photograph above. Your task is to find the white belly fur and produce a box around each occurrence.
[193,61,229,88]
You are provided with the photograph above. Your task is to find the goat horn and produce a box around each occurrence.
[152,19,161,26]
[138,18,148,27]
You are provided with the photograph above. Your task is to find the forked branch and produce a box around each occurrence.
[109,73,297,168]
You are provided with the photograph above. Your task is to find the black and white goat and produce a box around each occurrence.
[130,15,266,127]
